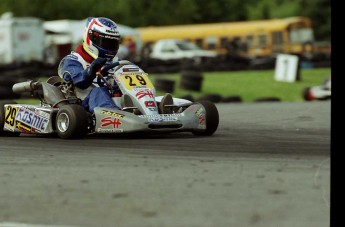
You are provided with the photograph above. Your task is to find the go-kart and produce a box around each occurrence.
[303,76,331,101]
[0,60,219,139]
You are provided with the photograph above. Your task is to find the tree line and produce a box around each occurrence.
[0,0,331,41]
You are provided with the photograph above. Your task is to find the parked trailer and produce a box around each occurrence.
[0,17,45,65]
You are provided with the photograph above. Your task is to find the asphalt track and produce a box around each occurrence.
[0,101,330,227]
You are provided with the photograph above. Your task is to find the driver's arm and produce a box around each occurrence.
[61,57,106,89]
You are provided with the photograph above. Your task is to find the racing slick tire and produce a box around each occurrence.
[55,104,89,139]
[192,100,219,136]
[0,100,21,137]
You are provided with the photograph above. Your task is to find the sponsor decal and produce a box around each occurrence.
[35,109,50,118]
[100,110,124,118]
[136,90,154,99]
[99,31,117,38]
[148,107,157,111]
[133,86,149,91]
[101,116,122,128]
[195,107,204,117]
[145,101,156,107]
[16,107,49,132]
[97,128,123,133]
[123,67,139,72]
[16,121,31,133]
[66,54,78,60]
[148,115,177,122]
[198,114,206,125]
[106,29,117,34]
[139,114,182,118]
[139,114,181,122]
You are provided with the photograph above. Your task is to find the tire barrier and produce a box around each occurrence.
[249,56,276,70]
[180,70,204,92]
[0,77,22,100]
[0,85,21,99]
[253,97,281,103]
[196,94,223,103]
[154,78,175,93]
[179,94,194,102]
[221,95,243,103]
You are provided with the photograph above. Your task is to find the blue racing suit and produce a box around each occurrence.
[58,45,121,113]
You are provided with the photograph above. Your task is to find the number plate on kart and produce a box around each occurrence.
[119,72,154,90]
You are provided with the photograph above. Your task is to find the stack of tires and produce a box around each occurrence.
[0,77,21,100]
[154,77,175,93]
[180,70,203,92]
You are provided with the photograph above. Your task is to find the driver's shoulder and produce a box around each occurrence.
[62,52,90,68]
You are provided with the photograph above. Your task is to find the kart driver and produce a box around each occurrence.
[58,17,122,113]
[58,17,173,114]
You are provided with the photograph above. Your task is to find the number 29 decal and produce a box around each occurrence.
[120,73,153,90]
[4,105,18,128]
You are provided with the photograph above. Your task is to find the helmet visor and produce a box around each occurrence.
[88,30,120,51]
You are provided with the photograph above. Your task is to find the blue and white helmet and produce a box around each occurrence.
[83,17,121,59]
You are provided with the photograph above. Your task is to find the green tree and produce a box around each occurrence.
[297,0,331,41]
[0,0,330,40]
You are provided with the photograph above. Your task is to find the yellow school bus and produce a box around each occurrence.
[137,17,331,60]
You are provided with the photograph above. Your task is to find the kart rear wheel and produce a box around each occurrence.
[55,104,88,139]
[0,100,21,137]
[192,100,219,136]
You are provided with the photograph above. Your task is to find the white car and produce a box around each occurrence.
[149,39,217,62]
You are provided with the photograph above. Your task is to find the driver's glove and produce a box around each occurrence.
[87,57,107,78]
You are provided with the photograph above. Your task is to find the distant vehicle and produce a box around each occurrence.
[136,17,331,61]
[303,76,331,101]
[149,39,217,63]
[0,16,45,65]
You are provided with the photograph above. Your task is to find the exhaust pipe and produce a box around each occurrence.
[12,81,68,107]
[12,81,41,94]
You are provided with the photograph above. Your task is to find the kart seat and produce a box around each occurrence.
[46,76,63,87]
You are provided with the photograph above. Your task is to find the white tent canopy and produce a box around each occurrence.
[43,19,142,52]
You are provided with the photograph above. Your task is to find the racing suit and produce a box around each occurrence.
[58,44,120,113]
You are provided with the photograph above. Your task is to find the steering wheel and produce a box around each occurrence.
[96,60,134,88]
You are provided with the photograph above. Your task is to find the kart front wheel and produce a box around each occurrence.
[192,100,219,136]
[55,104,88,139]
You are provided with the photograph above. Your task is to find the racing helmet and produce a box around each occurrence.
[83,17,121,59]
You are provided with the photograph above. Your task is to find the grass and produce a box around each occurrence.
[16,67,331,104]
[151,67,331,102]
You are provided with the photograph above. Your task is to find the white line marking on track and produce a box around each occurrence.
[0,223,80,227]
